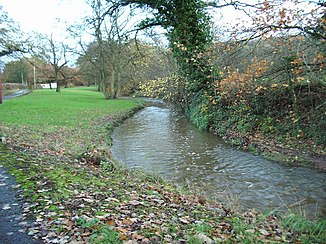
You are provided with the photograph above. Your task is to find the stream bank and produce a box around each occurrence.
[111,103,326,219]
[1,89,325,243]
[210,127,326,172]
[143,98,326,171]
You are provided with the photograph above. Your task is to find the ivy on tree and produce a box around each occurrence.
[107,0,217,129]
[108,0,216,93]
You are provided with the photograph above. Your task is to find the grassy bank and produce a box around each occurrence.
[0,87,325,243]
[208,82,326,170]
[0,87,141,157]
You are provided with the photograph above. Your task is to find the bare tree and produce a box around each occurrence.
[0,6,25,58]
[35,34,70,92]
[0,6,28,103]
[80,0,136,99]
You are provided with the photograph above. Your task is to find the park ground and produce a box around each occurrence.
[0,87,325,243]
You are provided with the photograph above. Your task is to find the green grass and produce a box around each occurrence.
[0,86,143,156]
[0,87,139,128]
[282,214,326,242]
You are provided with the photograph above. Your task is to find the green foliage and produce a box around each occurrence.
[194,222,213,234]
[187,235,203,244]
[165,0,213,93]
[76,217,121,243]
[282,214,326,243]
[209,80,326,148]
[100,160,124,172]
[3,58,30,83]
[188,94,210,130]
[139,73,186,103]
[124,0,217,106]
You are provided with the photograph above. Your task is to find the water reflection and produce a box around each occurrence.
[112,106,326,217]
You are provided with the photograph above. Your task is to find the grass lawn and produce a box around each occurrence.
[1,87,138,127]
[0,87,325,243]
[0,87,142,156]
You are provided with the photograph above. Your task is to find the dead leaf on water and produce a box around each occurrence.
[2,204,11,210]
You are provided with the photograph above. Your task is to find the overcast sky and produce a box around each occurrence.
[0,0,246,38]
[0,0,316,41]
[0,0,90,39]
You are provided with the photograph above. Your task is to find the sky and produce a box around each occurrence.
[0,0,91,41]
[0,0,246,41]
[0,0,316,42]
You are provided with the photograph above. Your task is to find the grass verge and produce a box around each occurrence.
[0,87,325,243]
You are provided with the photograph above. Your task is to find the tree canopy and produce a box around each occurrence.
[0,6,26,58]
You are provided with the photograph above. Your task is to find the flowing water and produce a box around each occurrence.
[111,104,326,217]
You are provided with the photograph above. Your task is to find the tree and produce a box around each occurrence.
[104,0,217,129]
[101,0,325,135]
[80,0,138,99]
[205,1,326,145]
[2,59,30,84]
[76,42,102,88]
[109,0,214,91]
[35,34,70,92]
[0,6,27,104]
[132,41,176,84]
[251,0,325,41]
[213,0,325,114]
[0,6,25,58]
[88,0,108,94]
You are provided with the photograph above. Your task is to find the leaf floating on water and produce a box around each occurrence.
[18,221,28,226]
[28,229,39,235]
[2,204,11,210]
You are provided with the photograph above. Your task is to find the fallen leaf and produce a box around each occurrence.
[259,228,270,236]
[179,217,190,224]
[2,204,11,210]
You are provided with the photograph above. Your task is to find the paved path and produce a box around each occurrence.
[0,165,40,244]
[3,90,31,100]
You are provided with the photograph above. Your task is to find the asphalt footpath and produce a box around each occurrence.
[0,165,41,244]
[3,90,31,100]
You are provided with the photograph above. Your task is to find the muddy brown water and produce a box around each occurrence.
[112,105,326,218]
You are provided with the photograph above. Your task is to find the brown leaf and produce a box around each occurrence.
[129,200,141,206]
[106,219,115,226]
[179,217,190,224]
[81,231,92,237]
[122,218,133,225]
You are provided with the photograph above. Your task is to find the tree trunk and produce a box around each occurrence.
[55,70,60,92]
[110,69,116,99]
[117,72,121,97]
[0,75,2,104]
